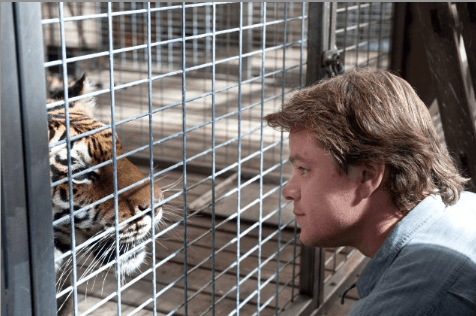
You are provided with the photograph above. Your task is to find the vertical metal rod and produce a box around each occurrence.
[205,4,211,64]
[6,3,55,315]
[275,4,288,311]
[107,3,123,316]
[236,3,244,314]
[376,3,385,69]
[300,2,305,87]
[156,2,162,69]
[193,5,198,65]
[332,250,337,272]
[167,3,173,72]
[224,3,231,164]
[58,4,80,314]
[2,4,33,314]
[257,2,267,314]
[243,3,253,80]
[342,3,349,66]
[146,4,158,315]
[48,3,55,47]
[289,2,294,43]
[328,2,337,50]
[355,3,362,68]
[181,3,189,315]
[211,4,217,316]
[131,2,138,65]
[201,2,208,153]
[291,219,299,302]
[120,2,126,65]
[366,3,372,66]
[96,3,102,52]
[303,4,327,311]
[306,3,327,84]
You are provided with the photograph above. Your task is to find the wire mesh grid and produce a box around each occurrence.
[42,2,307,316]
[336,2,393,70]
[40,2,394,315]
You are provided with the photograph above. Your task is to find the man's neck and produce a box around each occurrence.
[356,191,405,257]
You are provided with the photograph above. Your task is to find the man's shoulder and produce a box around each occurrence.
[450,191,476,217]
[399,191,476,291]
[410,191,476,260]
[349,192,476,315]
[350,244,476,315]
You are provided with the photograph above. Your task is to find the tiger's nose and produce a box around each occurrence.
[136,201,162,218]
[138,204,149,212]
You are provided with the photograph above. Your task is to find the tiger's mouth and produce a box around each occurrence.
[90,207,163,275]
[91,239,147,275]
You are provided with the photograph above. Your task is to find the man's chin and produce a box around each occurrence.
[299,234,338,248]
[299,234,317,247]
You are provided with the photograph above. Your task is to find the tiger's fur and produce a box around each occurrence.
[49,75,163,314]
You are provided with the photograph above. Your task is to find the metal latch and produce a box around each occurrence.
[322,49,344,77]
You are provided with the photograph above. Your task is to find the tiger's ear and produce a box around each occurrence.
[48,73,96,108]
[69,73,96,108]
[70,73,89,97]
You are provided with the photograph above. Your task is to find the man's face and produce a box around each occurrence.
[284,130,365,248]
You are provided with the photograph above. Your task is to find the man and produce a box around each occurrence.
[265,68,476,315]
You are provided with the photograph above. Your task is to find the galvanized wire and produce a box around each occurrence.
[275,3,288,312]
[146,3,158,315]
[211,3,217,316]
[57,4,79,313]
[180,3,189,315]
[106,3,123,316]
[235,3,244,314]
[256,2,267,314]
[43,3,313,315]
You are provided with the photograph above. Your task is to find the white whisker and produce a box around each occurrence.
[161,175,183,192]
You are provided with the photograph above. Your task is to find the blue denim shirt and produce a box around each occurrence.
[348,192,476,315]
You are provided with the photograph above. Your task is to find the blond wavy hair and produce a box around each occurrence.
[265,68,469,211]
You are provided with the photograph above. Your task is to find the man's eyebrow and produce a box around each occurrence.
[289,155,310,165]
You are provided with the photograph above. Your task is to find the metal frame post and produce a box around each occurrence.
[285,3,330,316]
[306,2,331,85]
[288,3,373,316]
[242,2,254,80]
[389,2,408,75]
[303,2,328,311]
[1,2,56,316]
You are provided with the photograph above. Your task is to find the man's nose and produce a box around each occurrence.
[283,176,299,201]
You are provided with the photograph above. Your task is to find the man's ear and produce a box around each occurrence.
[357,162,386,200]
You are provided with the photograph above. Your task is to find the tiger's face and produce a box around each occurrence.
[49,75,163,276]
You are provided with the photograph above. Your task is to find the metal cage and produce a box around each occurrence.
[2,2,394,316]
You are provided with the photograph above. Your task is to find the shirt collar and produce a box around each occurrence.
[357,194,446,298]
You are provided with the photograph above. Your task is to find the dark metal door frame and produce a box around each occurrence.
[283,3,332,315]
[1,3,56,316]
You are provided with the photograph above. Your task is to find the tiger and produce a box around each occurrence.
[48,74,164,315]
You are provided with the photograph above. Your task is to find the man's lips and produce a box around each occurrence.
[293,210,305,217]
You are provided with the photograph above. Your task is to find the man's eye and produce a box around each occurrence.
[298,167,309,175]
